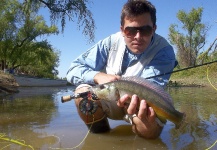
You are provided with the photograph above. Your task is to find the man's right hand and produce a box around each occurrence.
[94,72,120,84]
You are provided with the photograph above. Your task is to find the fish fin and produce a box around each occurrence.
[156,116,167,124]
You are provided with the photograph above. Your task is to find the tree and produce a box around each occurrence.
[0,0,60,78]
[1,0,96,78]
[16,40,60,78]
[23,0,95,43]
[209,38,217,62]
[168,7,208,68]
[197,37,217,64]
[0,0,18,69]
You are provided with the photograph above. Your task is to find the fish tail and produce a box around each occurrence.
[175,112,186,129]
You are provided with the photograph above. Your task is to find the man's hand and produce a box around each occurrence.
[117,94,163,139]
[94,72,120,84]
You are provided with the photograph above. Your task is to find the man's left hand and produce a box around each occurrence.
[117,94,163,139]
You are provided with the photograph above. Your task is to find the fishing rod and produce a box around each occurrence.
[61,59,217,103]
[145,60,217,79]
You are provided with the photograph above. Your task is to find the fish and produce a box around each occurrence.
[89,76,185,129]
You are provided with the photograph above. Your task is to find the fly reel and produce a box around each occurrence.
[79,97,98,115]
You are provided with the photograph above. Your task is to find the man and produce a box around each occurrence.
[66,0,177,139]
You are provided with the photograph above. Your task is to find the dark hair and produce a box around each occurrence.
[121,0,156,26]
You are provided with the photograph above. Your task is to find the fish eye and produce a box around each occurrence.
[99,85,105,89]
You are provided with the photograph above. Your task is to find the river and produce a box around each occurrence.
[0,86,217,150]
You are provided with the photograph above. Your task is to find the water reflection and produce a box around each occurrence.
[0,86,75,150]
[0,86,217,150]
[166,87,217,150]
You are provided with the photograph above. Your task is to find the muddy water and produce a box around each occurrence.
[0,86,217,150]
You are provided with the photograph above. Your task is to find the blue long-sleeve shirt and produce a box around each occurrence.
[67,32,177,87]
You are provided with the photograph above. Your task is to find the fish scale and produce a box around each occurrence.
[90,76,185,129]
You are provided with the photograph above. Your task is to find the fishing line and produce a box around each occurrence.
[204,66,217,150]
[205,140,217,150]
[70,114,96,149]
[0,117,96,150]
[0,133,34,150]
[0,144,12,150]
[206,66,217,91]
[50,115,95,150]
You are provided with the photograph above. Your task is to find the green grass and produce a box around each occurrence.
[169,63,217,87]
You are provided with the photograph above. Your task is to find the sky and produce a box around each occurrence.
[39,0,217,79]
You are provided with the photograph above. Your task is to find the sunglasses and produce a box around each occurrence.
[124,25,153,37]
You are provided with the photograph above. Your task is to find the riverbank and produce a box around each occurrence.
[1,66,216,94]
[168,77,217,87]
[0,71,18,86]
[169,64,217,87]
[0,71,69,95]
[0,71,19,94]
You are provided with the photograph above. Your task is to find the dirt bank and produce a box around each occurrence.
[0,71,19,94]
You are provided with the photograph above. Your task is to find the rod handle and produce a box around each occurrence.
[61,95,73,103]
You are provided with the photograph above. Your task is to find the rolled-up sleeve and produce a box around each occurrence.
[66,36,111,86]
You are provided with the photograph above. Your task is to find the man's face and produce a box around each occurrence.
[121,13,156,54]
